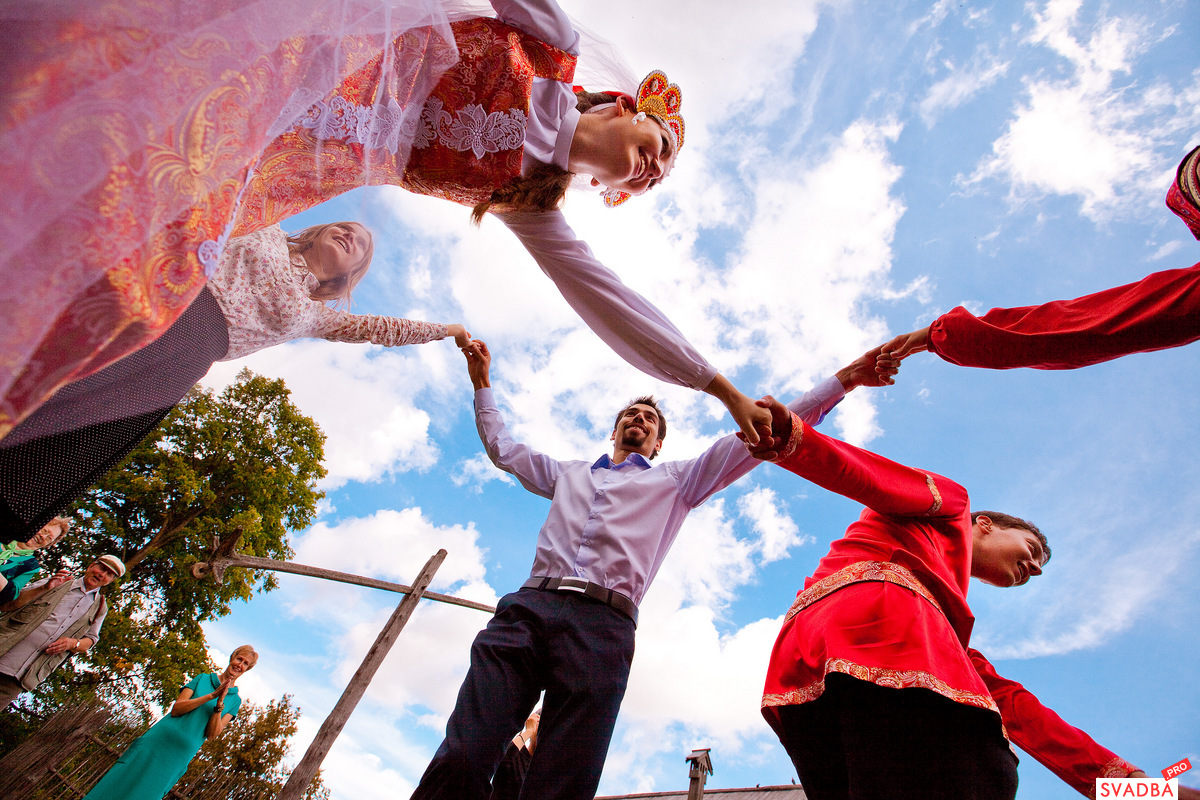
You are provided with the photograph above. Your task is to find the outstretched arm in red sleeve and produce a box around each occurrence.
[968,648,1138,798]
[752,396,967,521]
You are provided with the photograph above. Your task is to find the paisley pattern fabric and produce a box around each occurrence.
[1,0,457,438]
[1167,144,1200,240]
[234,16,577,235]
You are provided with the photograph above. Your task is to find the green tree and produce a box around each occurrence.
[34,369,326,711]
[181,694,329,799]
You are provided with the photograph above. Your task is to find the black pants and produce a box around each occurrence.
[775,673,1019,800]
[411,588,636,800]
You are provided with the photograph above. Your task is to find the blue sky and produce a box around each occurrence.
[196,0,1198,797]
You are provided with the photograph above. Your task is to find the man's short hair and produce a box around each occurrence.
[612,396,667,457]
[971,510,1051,565]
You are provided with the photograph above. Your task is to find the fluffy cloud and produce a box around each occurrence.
[964,0,1200,221]
[201,339,461,489]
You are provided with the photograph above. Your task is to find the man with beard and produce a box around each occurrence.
[411,339,897,800]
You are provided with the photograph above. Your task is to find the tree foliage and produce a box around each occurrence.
[33,369,326,710]
[182,693,329,800]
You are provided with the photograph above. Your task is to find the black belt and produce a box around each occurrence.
[521,577,638,625]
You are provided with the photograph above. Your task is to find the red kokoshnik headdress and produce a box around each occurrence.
[602,69,685,208]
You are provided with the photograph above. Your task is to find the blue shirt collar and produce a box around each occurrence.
[591,452,654,471]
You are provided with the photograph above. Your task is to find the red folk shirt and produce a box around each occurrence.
[927,263,1200,371]
[928,159,1200,372]
[760,415,1136,797]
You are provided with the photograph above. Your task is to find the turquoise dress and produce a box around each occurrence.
[0,542,41,604]
[84,673,241,800]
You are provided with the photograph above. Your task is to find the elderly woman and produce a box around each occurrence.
[83,645,257,800]
[0,517,68,606]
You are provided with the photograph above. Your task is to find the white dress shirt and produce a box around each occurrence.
[475,378,846,605]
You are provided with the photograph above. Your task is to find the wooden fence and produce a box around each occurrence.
[0,702,284,800]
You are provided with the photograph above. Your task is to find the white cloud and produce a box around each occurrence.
[721,118,909,407]
[1149,240,1184,261]
[201,339,465,489]
[451,452,514,491]
[964,1,1200,222]
[738,486,809,563]
[919,48,1009,126]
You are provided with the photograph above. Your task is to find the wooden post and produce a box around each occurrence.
[277,549,447,800]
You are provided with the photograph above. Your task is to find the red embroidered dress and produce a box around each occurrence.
[234,17,577,235]
[761,415,1136,797]
[1,0,458,438]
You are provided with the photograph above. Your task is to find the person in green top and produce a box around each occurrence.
[84,645,257,800]
[0,517,68,607]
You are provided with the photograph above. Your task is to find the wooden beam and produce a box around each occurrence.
[277,549,448,800]
[191,552,495,615]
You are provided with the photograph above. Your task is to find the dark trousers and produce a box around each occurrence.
[775,673,1019,800]
[411,588,636,800]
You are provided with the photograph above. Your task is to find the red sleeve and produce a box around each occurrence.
[928,263,1200,370]
[774,415,968,520]
[968,648,1138,798]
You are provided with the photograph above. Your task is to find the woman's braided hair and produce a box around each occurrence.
[470,90,621,224]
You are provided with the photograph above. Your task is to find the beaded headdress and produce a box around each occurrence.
[603,69,685,208]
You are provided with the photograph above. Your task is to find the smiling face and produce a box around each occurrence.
[970,516,1048,587]
[22,520,67,550]
[585,97,677,196]
[305,222,372,283]
[611,401,665,459]
[223,645,258,684]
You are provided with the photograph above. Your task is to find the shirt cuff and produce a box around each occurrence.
[475,388,496,410]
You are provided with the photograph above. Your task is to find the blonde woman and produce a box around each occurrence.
[84,645,258,800]
[0,221,469,541]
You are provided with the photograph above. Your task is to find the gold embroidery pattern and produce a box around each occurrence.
[1087,757,1140,799]
[776,411,804,461]
[783,561,942,622]
[1,7,328,436]
[761,657,1000,716]
[924,473,943,515]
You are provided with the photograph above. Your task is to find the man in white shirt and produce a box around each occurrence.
[0,554,124,707]
[410,340,897,800]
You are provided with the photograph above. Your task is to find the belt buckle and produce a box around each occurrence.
[557,577,588,593]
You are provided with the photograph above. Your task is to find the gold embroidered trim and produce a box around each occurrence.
[776,411,804,461]
[924,473,943,515]
[784,561,942,622]
[1098,757,1138,779]
[761,657,1000,716]
[1087,757,1141,799]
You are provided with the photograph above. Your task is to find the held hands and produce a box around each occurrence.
[445,324,472,349]
[702,374,770,446]
[462,339,492,390]
[736,395,794,461]
[879,325,931,363]
[837,344,902,390]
